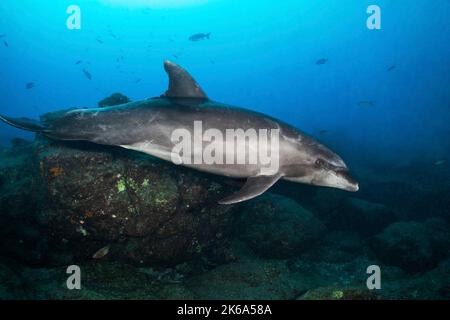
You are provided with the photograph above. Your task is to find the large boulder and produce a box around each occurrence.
[369,218,450,274]
[330,197,397,237]
[0,140,47,266]
[36,138,237,266]
[0,136,238,267]
[235,194,326,259]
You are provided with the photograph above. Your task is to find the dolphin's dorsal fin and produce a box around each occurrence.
[162,60,208,99]
[218,173,283,205]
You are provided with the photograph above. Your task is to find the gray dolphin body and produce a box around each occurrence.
[0,61,358,204]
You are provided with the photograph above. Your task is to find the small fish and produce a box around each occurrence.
[82,69,92,80]
[358,100,374,107]
[318,129,328,135]
[434,160,446,166]
[135,78,142,83]
[387,65,396,72]
[0,34,6,39]
[172,54,179,59]
[189,33,211,42]
[92,245,110,259]
[75,60,82,65]
[25,82,35,89]
[109,31,117,39]
[316,58,328,65]
[96,38,104,44]
[3,41,8,47]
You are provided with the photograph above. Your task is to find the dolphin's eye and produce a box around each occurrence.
[315,158,332,170]
[315,159,325,167]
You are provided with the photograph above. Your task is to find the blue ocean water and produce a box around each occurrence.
[1,0,449,166]
[0,0,450,300]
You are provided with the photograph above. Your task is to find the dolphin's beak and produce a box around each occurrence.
[348,182,359,192]
[336,170,359,192]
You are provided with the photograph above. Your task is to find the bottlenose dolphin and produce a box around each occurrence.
[0,61,358,204]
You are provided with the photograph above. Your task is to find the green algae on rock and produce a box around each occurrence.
[36,137,237,266]
[0,135,237,267]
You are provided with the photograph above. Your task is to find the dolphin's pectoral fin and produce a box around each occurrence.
[162,60,208,99]
[219,173,283,205]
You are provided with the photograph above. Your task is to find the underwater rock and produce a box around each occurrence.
[10,137,33,148]
[235,194,326,259]
[0,141,47,266]
[358,181,422,217]
[408,186,450,223]
[377,258,450,299]
[300,231,367,263]
[332,197,397,237]
[98,92,131,108]
[369,218,450,274]
[0,133,238,267]
[185,258,314,299]
[33,137,235,266]
[20,262,194,299]
[307,189,397,237]
[299,286,380,300]
[0,263,26,299]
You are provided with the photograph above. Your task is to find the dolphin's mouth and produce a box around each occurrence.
[347,182,359,192]
[336,169,359,192]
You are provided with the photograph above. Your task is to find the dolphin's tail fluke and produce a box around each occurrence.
[0,114,50,133]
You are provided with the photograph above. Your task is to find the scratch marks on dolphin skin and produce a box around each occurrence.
[281,132,302,145]
[98,125,109,131]
[145,112,160,126]
[121,141,174,163]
